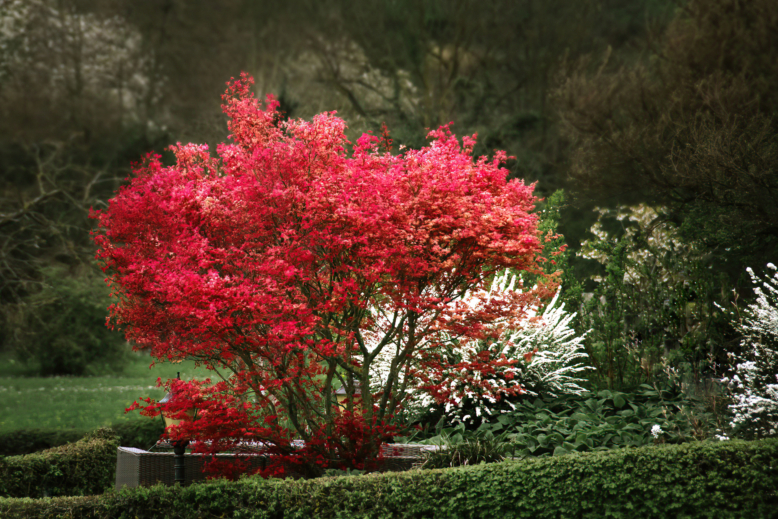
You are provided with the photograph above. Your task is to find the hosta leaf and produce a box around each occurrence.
[553,445,572,456]
[548,432,565,446]
[497,415,514,426]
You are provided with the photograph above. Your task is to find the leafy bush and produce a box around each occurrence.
[1,439,776,518]
[723,264,778,439]
[497,387,717,457]
[577,205,730,389]
[0,427,119,498]
[110,419,166,451]
[0,430,85,457]
[6,268,129,376]
[0,420,164,456]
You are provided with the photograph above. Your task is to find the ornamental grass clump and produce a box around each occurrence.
[420,430,512,469]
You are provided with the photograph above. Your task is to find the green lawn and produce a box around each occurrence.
[0,352,211,433]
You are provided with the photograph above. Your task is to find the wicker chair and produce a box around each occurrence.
[115,447,265,488]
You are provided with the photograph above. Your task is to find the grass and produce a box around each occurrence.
[0,350,211,433]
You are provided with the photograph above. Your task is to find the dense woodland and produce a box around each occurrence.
[1,0,776,399]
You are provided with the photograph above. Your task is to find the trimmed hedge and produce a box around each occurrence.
[0,428,119,499]
[1,439,777,518]
[0,420,164,456]
[0,429,85,457]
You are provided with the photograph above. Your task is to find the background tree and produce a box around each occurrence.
[293,0,675,193]
[555,0,778,274]
[0,0,160,360]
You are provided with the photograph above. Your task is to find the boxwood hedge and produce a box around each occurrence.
[0,420,163,456]
[0,428,119,499]
[1,438,776,518]
[0,429,85,457]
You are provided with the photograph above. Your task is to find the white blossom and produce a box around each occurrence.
[368,270,591,422]
[724,263,778,438]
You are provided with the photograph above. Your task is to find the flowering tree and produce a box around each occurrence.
[93,74,550,476]
[723,264,778,439]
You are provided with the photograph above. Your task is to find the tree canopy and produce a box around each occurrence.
[555,0,778,270]
[95,74,551,476]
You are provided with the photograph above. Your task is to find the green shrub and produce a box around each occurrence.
[110,420,165,451]
[575,205,732,390]
[0,429,85,457]
[0,428,119,498]
[1,439,776,518]
[0,420,164,456]
[6,268,129,376]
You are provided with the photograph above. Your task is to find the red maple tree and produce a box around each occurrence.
[93,73,552,477]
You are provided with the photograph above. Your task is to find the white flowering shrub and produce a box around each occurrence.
[723,264,778,438]
[369,270,590,425]
[501,287,590,398]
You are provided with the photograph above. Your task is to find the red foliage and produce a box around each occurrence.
[93,73,551,478]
